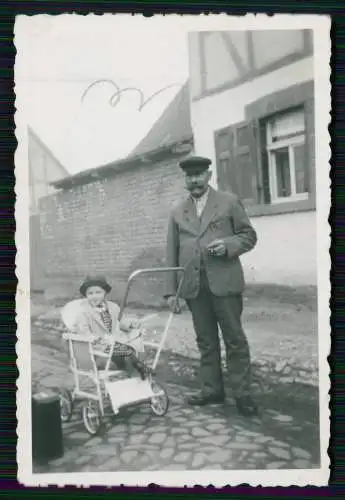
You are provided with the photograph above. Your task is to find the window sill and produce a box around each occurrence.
[271,194,309,204]
[246,196,316,218]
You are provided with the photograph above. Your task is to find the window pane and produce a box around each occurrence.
[294,143,307,193]
[271,109,305,141]
[274,148,291,198]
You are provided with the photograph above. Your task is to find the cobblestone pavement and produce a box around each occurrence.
[33,381,319,473]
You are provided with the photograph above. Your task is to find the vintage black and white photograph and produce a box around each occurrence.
[15,14,330,487]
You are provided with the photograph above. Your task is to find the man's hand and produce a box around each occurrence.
[207,239,227,257]
[166,296,182,314]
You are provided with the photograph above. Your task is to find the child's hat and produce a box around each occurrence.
[79,275,112,296]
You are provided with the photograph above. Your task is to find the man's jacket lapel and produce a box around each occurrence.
[182,197,200,235]
[199,187,219,237]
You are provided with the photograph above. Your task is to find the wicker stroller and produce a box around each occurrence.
[58,267,184,436]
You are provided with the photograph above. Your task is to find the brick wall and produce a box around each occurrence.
[39,157,186,306]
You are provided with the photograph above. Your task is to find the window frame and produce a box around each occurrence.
[266,111,308,204]
[214,81,315,217]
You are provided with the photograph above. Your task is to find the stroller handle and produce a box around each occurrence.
[118,267,185,321]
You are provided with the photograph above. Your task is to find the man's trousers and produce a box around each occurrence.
[186,270,252,398]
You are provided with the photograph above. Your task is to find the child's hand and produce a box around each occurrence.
[93,337,108,351]
[119,319,131,332]
[120,317,141,332]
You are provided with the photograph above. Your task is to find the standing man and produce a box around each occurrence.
[165,156,258,417]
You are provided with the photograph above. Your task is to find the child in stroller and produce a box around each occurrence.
[75,275,152,380]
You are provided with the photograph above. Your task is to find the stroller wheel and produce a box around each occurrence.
[150,380,169,417]
[59,388,74,423]
[81,400,102,436]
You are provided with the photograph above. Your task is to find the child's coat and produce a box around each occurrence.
[74,299,144,353]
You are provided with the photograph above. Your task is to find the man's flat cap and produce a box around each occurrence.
[179,156,212,175]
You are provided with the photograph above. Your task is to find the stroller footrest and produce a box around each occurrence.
[98,370,123,379]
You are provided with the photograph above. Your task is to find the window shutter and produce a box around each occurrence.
[303,97,314,194]
[214,127,237,193]
[215,121,259,206]
[259,120,271,204]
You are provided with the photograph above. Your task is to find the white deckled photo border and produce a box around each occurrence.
[15,12,331,488]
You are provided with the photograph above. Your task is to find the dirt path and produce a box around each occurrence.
[32,289,318,385]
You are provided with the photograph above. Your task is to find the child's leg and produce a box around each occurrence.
[112,355,136,377]
[111,342,151,380]
[123,358,137,377]
[111,354,126,371]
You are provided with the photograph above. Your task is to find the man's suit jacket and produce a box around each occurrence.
[165,187,257,299]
